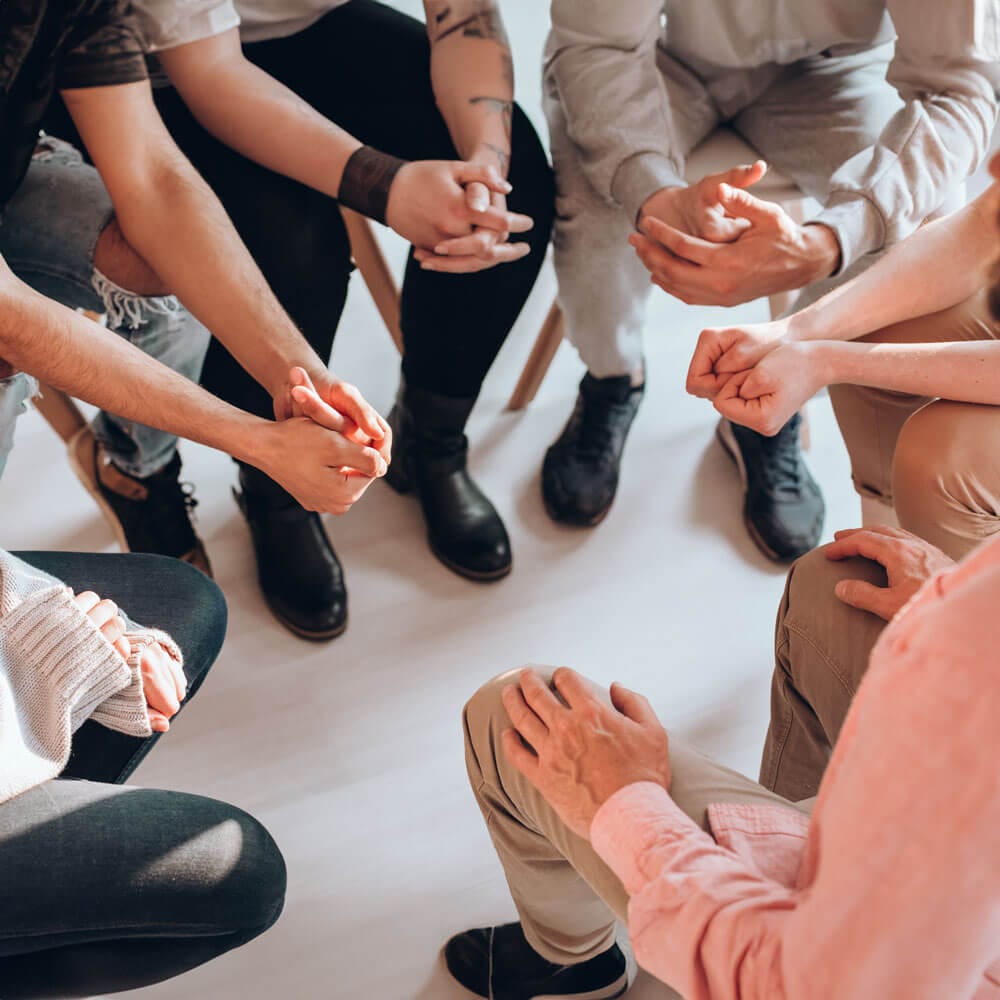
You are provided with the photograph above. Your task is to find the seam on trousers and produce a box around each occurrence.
[784,620,858,698]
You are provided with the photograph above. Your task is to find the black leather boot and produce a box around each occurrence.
[236,464,348,640]
[385,381,511,581]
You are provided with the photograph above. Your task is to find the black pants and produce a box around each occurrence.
[153,0,555,421]
[0,554,286,998]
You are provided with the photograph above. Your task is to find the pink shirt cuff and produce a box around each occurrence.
[591,781,704,895]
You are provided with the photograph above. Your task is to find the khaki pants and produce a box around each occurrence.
[831,289,1000,561]
[463,547,886,983]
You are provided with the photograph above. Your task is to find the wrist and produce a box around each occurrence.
[213,411,273,469]
[784,306,827,344]
[802,223,841,282]
[639,184,684,219]
[804,340,844,388]
[469,142,511,177]
[338,145,408,225]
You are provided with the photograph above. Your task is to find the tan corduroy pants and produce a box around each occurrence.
[463,547,886,987]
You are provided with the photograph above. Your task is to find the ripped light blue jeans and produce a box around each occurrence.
[0,136,210,479]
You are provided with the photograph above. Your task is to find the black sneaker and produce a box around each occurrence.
[542,373,644,527]
[717,414,824,562]
[444,923,630,1000]
[69,426,212,576]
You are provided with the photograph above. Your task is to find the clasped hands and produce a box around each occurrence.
[71,590,186,733]
[388,158,534,274]
[630,160,840,308]
[264,366,392,517]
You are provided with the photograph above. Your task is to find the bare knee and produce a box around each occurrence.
[93,219,169,297]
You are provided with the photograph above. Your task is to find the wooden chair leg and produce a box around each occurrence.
[33,383,86,443]
[507,302,565,411]
[340,207,404,354]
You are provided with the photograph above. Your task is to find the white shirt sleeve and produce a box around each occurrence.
[130,0,241,53]
[546,0,687,223]
[814,0,1000,272]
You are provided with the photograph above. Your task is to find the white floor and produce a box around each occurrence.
[3,5,990,1000]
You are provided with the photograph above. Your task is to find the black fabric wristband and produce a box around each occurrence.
[338,146,408,225]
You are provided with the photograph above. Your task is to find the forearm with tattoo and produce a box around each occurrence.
[424,0,515,175]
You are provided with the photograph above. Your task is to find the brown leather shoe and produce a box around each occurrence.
[68,426,213,577]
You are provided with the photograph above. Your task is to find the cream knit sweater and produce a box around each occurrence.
[0,550,182,804]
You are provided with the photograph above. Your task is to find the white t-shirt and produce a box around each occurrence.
[132,0,351,52]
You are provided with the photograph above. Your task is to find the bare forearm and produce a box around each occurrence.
[160,33,361,198]
[112,156,328,395]
[788,190,997,344]
[62,82,330,399]
[425,0,513,174]
[0,274,270,465]
[817,339,1000,405]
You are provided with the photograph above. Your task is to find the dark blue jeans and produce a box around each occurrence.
[0,553,286,998]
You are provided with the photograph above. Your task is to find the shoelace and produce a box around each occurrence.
[755,421,804,495]
[179,481,200,523]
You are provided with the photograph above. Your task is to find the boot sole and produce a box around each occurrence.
[715,419,785,564]
[541,485,614,529]
[262,593,349,642]
[430,541,512,583]
[386,463,512,583]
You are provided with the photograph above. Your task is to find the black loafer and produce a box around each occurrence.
[542,373,643,527]
[717,415,825,562]
[444,922,629,1000]
[236,465,347,640]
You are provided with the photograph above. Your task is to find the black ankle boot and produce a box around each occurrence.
[385,381,511,582]
[236,464,347,640]
[542,373,644,527]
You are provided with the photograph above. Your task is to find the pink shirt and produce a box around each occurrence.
[591,535,1000,999]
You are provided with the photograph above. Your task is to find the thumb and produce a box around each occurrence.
[466,181,491,213]
[290,384,351,434]
[718,160,768,190]
[455,161,513,195]
[718,184,782,226]
[834,579,893,620]
[610,682,659,727]
[289,366,314,392]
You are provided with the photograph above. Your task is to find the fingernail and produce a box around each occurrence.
[434,245,449,255]
[501,181,512,193]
